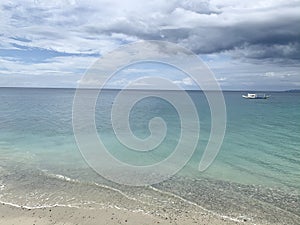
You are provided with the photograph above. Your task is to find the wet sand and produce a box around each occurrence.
[1,164,298,225]
[0,203,163,225]
[0,203,240,225]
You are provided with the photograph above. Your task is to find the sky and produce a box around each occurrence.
[0,0,299,90]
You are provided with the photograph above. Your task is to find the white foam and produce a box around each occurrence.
[43,172,249,222]
[148,185,250,224]
[93,182,138,202]
[48,173,141,202]
[49,174,79,183]
[0,200,80,209]
[47,172,153,208]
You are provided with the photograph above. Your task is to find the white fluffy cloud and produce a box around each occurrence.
[0,0,299,89]
[1,0,299,56]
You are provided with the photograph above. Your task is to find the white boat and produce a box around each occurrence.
[242,93,270,99]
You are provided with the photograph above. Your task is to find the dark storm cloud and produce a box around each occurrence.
[83,1,300,63]
[2,0,299,62]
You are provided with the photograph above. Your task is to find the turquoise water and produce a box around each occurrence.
[0,87,299,223]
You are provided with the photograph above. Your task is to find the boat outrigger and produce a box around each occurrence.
[242,93,270,99]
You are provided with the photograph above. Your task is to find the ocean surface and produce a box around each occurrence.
[0,87,299,224]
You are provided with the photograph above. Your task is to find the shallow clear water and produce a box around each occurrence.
[0,87,299,224]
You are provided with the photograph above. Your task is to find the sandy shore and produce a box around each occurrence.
[4,166,297,225]
[1,167,297,225]
[0,203,162,225]
[0,202,240,225]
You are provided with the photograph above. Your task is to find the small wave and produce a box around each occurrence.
[46,173,81,183]
[0,200,81,210]
[93,182,139,202]
[46,172,253,223]
[45,172,144,204]
[148,185,248,224]
[39,171,257,223]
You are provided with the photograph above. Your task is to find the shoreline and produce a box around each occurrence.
[1,164,299,225]
[0,202,240,225]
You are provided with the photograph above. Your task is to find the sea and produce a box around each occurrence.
[0,87,299,224]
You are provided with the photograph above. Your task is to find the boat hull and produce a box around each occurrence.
[242,95,269,99]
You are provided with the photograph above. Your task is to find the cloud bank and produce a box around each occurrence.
[0,0,299,89]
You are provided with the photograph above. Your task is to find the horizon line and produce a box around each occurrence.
[0,86,299,92]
